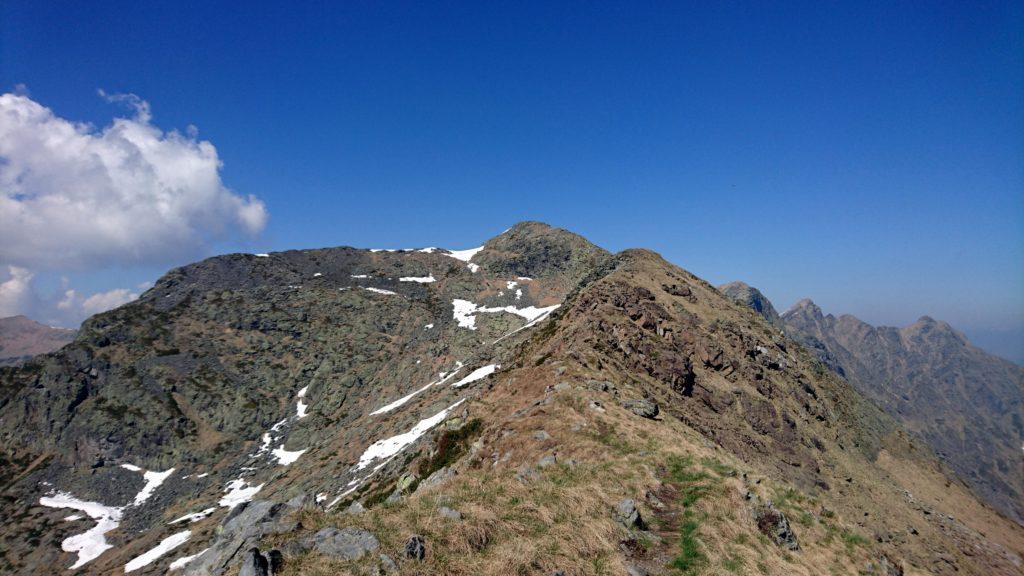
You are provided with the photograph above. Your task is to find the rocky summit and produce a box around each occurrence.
[1,222,1022,576]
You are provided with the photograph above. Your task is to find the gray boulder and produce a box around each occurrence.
[238,548,269,576]
[615,498,646,530]
[302,527,380,560]
[438,506,462,520]
[623,398,659,419]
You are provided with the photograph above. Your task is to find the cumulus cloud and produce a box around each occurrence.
[58,286,140,317]
[0,266,34,318]
[0,91,267,326]
[0,91,268,270]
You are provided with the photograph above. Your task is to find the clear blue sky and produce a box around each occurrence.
[2,1,1022,362]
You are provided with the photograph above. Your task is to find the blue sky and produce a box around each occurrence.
[1,1,1022,362]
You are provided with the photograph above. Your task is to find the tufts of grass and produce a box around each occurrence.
[663,456,717,575]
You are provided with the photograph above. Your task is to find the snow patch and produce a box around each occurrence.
[370,363,464,415]
[355,399,466,470]
[451,299,560,331]
[219,478,263,509]
[313,272,322,277]
[296,385,309,418]
[452,364,499,388]
[255,253,269,258]
[168,548,209,571]
[399,275,436,283]
[424,323,434,329]
[169,507,216,525]
[272,445,307,466]
[131,468,175,506]
[493,305,560,343]
[447,246,483,262]
[124,529,191,572]
[364,287,397,295]
[350,274,370,279]
[39,492,123,569]
[120,463,143,472]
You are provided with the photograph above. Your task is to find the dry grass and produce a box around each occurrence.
[264,374,896,576]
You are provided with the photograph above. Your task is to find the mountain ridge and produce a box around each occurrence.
[0,224,1020,575]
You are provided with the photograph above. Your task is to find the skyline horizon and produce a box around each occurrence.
[2,2,1021,363]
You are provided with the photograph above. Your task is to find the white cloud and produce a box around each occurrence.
[58,287,140,317]
[0,91,266,326]
[0,92,268,270]
[0,266,34,317]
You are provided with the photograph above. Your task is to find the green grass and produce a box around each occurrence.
[722,554,745,573]
[664,456,716,575]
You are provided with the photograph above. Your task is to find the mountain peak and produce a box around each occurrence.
[783,298,825,321]
[718,281,781,326]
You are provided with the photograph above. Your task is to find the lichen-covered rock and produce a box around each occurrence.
[615,498,645,530]
[754,503,799,550]
[623,398,659,419]
[302,527,380,561]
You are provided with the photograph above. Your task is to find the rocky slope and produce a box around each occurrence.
[777,298,1024,527]
[0,315,76,366]
[0,223,1020,576]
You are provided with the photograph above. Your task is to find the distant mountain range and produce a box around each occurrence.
[0,315,76,366]
[721,281,1024,526]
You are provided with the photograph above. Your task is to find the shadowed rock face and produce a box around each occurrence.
[0,315,76,366]
[0,226,1020,576]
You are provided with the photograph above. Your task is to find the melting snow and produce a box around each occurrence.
[38,492,123,569]
[446,246,484,272]
[493,305,561,343]
[447,246,483,262]
[355,399,466,470]
[64,514,83,521]
[399,275,436,283]
[364,287,397,295]
[452,364,499,388]
[169,507,216,525]
[272,445,307,466]
[219,478,263,509]
[506,281,518,289]
[452,299,480,329]
[131,468,175,506]
[124,529,191,572]
[296,385,309,418]
[451,299,560,331]
[168,547,209,571]
[120,463,143,472]
[371,363,464,415]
